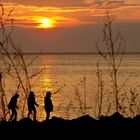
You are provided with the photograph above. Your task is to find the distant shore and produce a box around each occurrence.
[7,52,140,55]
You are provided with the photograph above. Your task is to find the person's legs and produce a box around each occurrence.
[13,109,17,121]
[27,109,32,118]
[33,108,37,121]
[9,109,14,121]
[46,111,50,121]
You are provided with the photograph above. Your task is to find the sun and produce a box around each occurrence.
[34,17,56,29]
[40,18,53,28]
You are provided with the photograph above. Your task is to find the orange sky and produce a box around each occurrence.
[1,0,140,52]
[2,0,140,28]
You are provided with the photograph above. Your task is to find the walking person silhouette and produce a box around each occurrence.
[27,91,38,121]
[44,91,53,121]
[8,93,19,121]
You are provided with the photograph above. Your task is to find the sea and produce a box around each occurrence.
[1,53,140,121]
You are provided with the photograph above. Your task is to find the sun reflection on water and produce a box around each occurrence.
[42,75,53,92]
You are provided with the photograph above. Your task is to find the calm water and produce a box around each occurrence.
[1,53,140,121]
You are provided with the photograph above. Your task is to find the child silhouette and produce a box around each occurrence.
[44,91,53,121]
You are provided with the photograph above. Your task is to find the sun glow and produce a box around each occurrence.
[39,18,55,28]
[41,18,51,28]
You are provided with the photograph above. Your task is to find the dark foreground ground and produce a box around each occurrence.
[0,112,140,138]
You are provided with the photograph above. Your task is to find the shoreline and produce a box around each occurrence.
[1,112,139,138]
[1,112,140,130]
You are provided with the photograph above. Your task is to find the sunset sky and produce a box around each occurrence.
[2,0,140,53]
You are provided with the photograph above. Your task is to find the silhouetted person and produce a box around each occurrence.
[27,91,38,121]
[8,93,19,121]
[44,91,53,121]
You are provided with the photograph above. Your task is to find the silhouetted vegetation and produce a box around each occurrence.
[96,12,126,113]
[95,63,105,119]
[0,4,44,120]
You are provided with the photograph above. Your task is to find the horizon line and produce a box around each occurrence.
[20,52,140,55]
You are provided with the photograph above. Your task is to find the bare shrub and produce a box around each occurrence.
[0,3,44,120]
[96,12,126,112]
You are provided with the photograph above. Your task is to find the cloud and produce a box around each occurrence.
[84,0,127,7]
[2,0,85,7]
[2,0,140,28]
[1,2,94,28]
[83,0,140,9]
